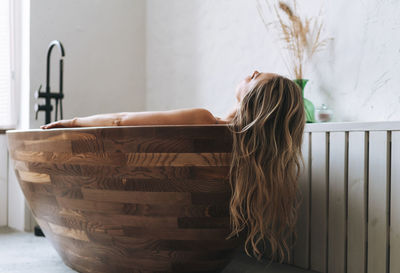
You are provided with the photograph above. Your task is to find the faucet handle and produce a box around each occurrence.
[34,103,41,120]
[34,84,42,99]
[34,103,47,120]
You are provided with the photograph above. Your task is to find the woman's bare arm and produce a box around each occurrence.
[40,108,217,129]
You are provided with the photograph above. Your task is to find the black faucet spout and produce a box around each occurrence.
[46,40,65,94]
[35,40,66,124]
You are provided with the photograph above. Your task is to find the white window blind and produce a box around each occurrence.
[0,0,12,128]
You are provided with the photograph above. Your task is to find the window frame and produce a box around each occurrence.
[9,0,16,129]
[0,0,15,130]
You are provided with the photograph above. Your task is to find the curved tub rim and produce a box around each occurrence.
[5,124,230,134]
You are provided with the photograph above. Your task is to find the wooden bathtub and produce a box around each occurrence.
[7,125,242,273]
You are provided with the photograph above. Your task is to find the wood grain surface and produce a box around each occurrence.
[7,125,242,273]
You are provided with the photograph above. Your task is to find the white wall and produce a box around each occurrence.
[0,135,8,226]
[146,0,400,122]
[146,0,286,118]
[30,0,146,129]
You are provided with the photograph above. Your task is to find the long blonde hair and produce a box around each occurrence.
[227,75,305,263]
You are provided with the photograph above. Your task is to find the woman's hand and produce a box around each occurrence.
[40,118,77,129]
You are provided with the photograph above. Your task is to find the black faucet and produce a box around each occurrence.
[35,40,65,124]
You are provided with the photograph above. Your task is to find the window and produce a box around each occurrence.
[0,0,12,128]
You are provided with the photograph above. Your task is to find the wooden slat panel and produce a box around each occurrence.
[126,153,231,167]
[347,132,367,273]
[101,137,232,153]
[13,160,230,180]
[14,135,232,154]
[59,243,173,273]
[50,175,229,193]
[51,231,233,265]
[8,125,232,149]
[56,196,229,217]
[86,232,240,252]
[293,132,310,268]
[122,226,230,241]
[191,192,230,205]
[61,250,143,273]
[81,188,192,205]
[310,132,328,272]
[99,125,232,140]
[48,221,90,242]
[11,151,231,167]
[328,132,346,273]
[18,170,51,183]
[77,213,180,229]
[390,131,400,273]
[171,259,231,272]
[368,131,388,273]
[38,209,181,231]
[23,139,73,152]
[11,150,126,166]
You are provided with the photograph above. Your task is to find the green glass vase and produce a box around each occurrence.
[294,79,315,123]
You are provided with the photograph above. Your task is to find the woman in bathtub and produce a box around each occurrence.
[42,71,306,264]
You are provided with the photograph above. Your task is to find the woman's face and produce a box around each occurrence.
[235,71,276,102]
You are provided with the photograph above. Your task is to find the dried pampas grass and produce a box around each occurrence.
[257,0,331,79]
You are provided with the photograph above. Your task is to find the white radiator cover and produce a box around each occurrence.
[291,121,400,273]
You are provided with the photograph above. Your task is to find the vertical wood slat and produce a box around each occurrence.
[328,132,346,273]
[347,132,367,273]
[293,132,310,269]
[0,135,8,226]
[390,131,400,273]
[310,132,328,273]
[368,131,388,273]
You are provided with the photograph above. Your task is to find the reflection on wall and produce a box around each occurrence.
[146,0,400,122]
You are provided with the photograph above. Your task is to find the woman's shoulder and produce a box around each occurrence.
[215,116,230,124]
[166,108,217,124]
[167,108,230,124]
